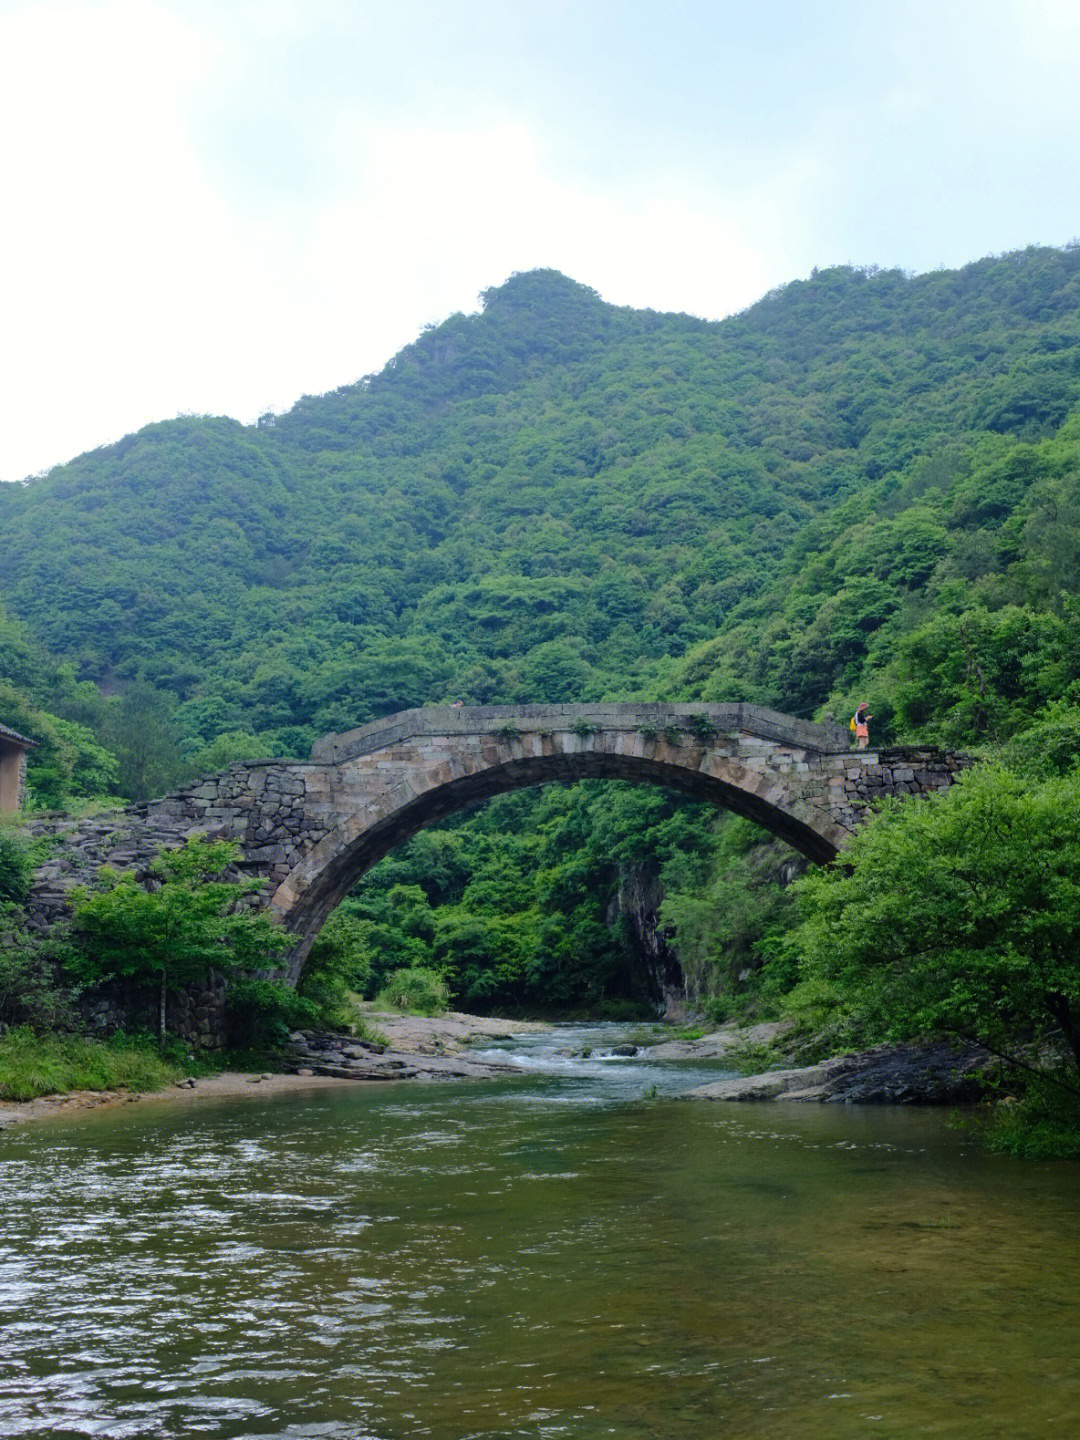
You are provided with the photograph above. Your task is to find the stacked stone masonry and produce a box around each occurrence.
[23,703,972,993]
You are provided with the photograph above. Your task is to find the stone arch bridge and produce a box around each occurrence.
[26,703,969,981]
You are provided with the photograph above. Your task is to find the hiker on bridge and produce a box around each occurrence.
[851,702,873,749]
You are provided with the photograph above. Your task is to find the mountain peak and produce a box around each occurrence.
[479,269,605,315]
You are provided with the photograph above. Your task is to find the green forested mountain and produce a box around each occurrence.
[4,248,1080,1011]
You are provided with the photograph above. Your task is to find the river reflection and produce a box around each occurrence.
[1,1024,1078,1439]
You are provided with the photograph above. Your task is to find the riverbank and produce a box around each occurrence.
[0,1011,547,1131]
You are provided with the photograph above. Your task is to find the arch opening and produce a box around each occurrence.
[279,748,838,983]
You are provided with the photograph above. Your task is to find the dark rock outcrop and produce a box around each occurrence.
[609,865,685,1016]
[688,1038,993,1105]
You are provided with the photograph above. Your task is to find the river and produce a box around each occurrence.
[1,1023,1078,1439]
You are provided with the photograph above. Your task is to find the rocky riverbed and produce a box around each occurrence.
[0,1012,994,1131]
[287,1010,547,1082]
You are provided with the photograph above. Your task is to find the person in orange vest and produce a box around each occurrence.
[851,702,873,749]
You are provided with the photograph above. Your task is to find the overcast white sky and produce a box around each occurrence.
[2,0,1079,482]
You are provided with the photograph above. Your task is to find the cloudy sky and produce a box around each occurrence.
[2,0,1079,481]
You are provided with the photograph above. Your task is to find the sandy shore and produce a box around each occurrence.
[0,1011,548,1133]
[0,1071,363,1131]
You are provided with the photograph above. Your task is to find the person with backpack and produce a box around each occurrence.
[850,702,873,749]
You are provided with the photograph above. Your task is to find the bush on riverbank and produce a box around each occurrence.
[791,762,1080,1155]
[225,977,321,1047]
[975,1074,1080,1160]
[70,838,291,1042]
[374,967,448,1015]
[0,1027,181,1101]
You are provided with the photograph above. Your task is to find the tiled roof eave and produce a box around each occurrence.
[0,721,37,748]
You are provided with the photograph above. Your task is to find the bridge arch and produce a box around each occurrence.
[267,703,860,980]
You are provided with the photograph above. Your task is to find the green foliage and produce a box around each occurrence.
[570,719,598,738]
[374,966,449,1015]
[0,680,120,811]
[792,764,1080,1094]
[182,730,269,779]
[976,1078,1080,1159]
[105,680,183,800]
[225,977,320,1048]
[0,1027,181,1101]
[0,929,77,1031]
[996,699,1080,779]
[70,837,289,1038]
[342,783,714,1013]
[0,827,35,904]
[298,901,376,1026]
[6,252,1080,771]
[659,815,799,1008]
[685,713,716,740]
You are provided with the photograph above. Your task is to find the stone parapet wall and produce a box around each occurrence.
[313,702,851,764]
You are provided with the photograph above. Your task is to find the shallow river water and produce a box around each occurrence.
[2,1023,1079,1439]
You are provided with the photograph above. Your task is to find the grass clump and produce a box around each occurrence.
[0,1027,182,1101]
[374,966,449,1015]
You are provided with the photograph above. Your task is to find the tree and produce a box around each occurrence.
[71,838,289,1040]
[793,764,1080,1091]
[106,681,182,801]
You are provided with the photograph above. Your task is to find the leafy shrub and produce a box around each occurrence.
[793,764,1080,1102]
[975,1073,1080,1159]
[0,828,35,904]
[374,966,449,1014]
[0,931,77,1031]
[570,719,599,738]
[70,837,290,1040]
[225,977,321,1048]
[701,995,734,1024]
[299,905,376,1026]
[997,699,1080,779]
[685,713,717,740]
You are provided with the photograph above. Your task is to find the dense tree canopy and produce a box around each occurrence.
[793,765,1080,1078]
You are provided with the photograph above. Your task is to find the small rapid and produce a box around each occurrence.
[470,1020,736,1102]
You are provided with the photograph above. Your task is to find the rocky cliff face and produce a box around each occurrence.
[610,847,813,1016]
[609,865,687,1017]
